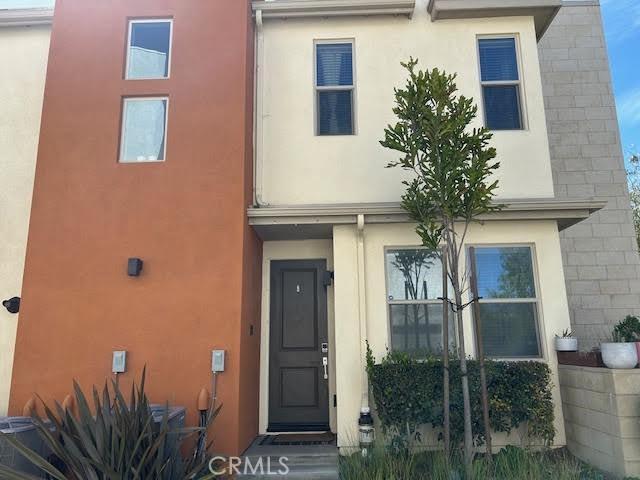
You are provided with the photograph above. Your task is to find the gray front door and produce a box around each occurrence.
[268,259,330,432]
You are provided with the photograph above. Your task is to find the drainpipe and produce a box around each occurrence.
[253,9,266,207]
[356,214,369,411]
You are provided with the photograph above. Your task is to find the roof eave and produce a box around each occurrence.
[427,0,562,40]
[251,0,416,19]
[247,199,606,240]
[0,8,53,27]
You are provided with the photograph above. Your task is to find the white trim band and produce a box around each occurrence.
[0,8,53,27]
[252,0,416,19]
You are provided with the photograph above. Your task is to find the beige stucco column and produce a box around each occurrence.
[333,225,363,447]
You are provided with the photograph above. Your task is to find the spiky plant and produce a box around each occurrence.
[0,368,220,479]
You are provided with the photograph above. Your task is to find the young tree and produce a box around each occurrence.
[381,59,501,470]
[627,151,640,249]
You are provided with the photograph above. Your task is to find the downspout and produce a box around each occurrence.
[253,9,266,207]
[356,214,369,411]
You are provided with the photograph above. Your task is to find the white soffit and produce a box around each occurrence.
[248,199,606,240]
[427,0,562,39]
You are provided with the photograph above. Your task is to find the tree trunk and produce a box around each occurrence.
[442,251,450,457]
[453,281,473,473]
[469,247,493,461]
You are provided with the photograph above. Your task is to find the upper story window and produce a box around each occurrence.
[315,41,355,136]
[120,97,168,163]
[126,19,173,80]
[478,37,523,130]
[470,246,541,358]
[385,248,454,357]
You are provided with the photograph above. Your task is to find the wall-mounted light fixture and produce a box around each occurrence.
[2,297,20,314]
[127,258,143,277]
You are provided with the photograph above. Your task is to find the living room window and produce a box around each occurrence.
[119,97,169,163]
[126,19,173,80]
[469,245,542,358]
[385,248,454,357]
[315,40,355,136]
[478,36,524,130]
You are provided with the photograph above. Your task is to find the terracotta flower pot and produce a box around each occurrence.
[601,342,638,369]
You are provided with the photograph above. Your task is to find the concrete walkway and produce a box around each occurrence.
[237,437,339,479]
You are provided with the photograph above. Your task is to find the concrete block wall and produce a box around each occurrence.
[558,365,640,477]
[539,0,640,348]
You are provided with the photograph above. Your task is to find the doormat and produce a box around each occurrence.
[260,433,336,446]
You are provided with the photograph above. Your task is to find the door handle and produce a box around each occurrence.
[322,357,328,380]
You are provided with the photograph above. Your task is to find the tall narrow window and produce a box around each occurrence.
[126,19,173,80]
[470,246,541,358]
[120,98,168,163]
[385,249,454,357]
[315,41,355,136]
[478,37,523,130]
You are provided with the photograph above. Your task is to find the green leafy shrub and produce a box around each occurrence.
[0,369,220,479]
[366,346,555,448]
[613,315,640,342]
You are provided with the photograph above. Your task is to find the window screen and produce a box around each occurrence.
[315,42,354,135]
[479,38,523,130]
[120,98,168,163]
[127,20,172,79]
[386,249,455,357]
[471,246,541,358]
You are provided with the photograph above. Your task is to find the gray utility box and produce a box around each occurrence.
[150,405,186,452]
[0,416,50,477]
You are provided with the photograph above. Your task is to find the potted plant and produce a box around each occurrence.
[613,315,640,361]
[555,329,578,352]
[601,328,638,369]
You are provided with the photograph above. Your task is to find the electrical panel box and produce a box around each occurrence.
[112,351,127,373]
[211,350,225,373]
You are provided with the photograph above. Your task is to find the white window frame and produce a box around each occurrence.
[313,38,356,136]
[468,243,544,360]
[384,246,454,355]
[476,34,527,131]
[119,96,170,163]
[125,18,173,80]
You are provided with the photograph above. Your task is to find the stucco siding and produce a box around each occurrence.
[539,1,640,348]
[0,24,50,415]
[257,0,555,206]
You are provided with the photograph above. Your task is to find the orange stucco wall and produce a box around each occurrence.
[9,0,261,456]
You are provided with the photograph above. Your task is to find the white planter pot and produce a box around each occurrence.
[555,337,578,352]
[601,342,638,369]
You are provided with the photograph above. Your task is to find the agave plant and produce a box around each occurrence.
[0,368,220,479]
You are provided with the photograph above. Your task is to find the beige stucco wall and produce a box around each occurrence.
[333,219,569,448]
[257,0,554,206]
[0,24,50,415]
[259,240,337,434]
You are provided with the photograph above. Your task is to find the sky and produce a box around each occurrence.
[600,0,640,158]
[1,0,638,157]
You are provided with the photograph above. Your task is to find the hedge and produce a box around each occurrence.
[366,346,555,448]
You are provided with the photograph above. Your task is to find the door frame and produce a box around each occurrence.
[258,241,336,435]
[268,259,329,432]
